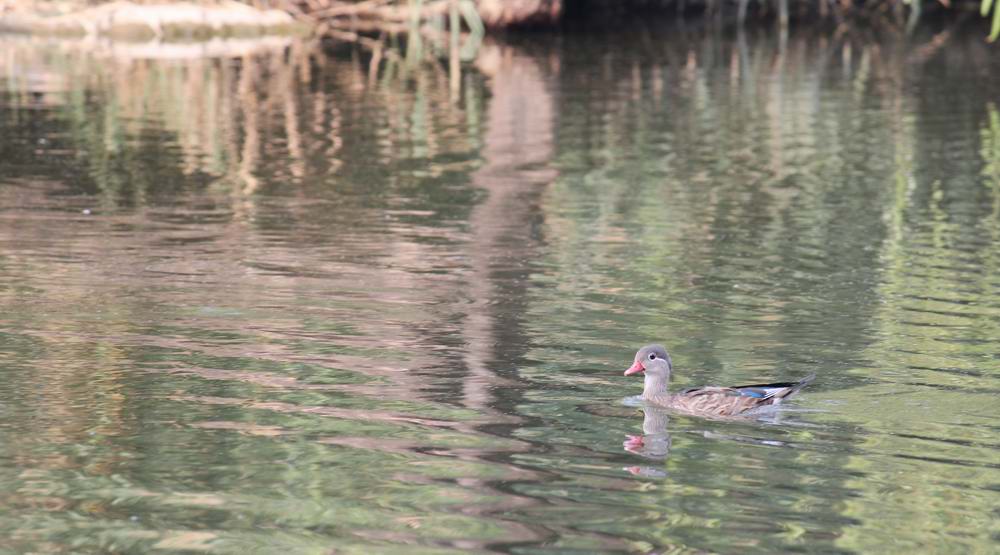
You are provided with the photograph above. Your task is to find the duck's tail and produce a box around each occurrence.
[776,373,816,400]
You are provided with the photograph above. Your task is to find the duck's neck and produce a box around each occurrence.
[642,372,671,400]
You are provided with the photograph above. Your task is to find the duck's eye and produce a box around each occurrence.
[648,353,656,360]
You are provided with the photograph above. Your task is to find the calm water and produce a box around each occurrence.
[1,26,999,554]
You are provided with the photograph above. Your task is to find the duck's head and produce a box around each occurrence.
[624,344,673,378]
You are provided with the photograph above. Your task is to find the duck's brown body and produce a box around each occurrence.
[625,344,814,418]
[642,381,814,417]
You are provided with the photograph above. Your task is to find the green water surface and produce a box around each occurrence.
[0,27,998,554]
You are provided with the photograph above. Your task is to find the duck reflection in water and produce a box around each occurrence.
[622,402,801,478]
[622,405,672,477]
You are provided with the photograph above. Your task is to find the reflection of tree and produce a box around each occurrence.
[2,26,1000,553]
[832,50,1000,555]
[981,103,1000,191]
[459,40,557,410]
[531,26,1000,551]
[0,36,487,204]
[538,26,1000,381]
[0,32,629,550]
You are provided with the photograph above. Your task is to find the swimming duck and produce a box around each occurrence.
[624,344,814,417]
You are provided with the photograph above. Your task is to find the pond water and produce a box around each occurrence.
[1,25,999,554]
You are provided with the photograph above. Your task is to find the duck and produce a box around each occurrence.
[624,344,815,417]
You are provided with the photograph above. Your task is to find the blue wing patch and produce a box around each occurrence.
[739,389,766,398]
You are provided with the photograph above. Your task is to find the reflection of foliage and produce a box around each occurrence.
[533,29,1000,554]
[981,103,1000,187]
[0,37,484,208]
[539,27,1000,386]
[2,27,1000,555]
[983,0,1000,41]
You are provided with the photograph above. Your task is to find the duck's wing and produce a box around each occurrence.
[674,386,770,416]
[677,374,816,416]
[731,373,816,402]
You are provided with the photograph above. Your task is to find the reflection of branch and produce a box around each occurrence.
[461,40,556,412]
[326,29,401,61]
[299,0,485,75]
[319,18,410,34]
[237,52,261,194]
[907,25,955,65]
[304,0,450,21]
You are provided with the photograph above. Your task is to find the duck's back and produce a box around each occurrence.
[654,374,816,417]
